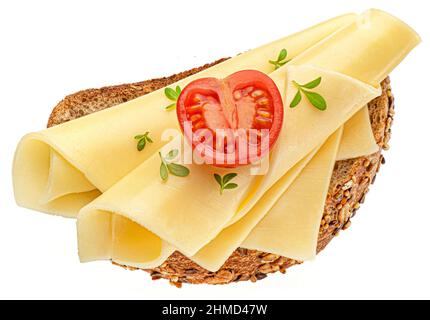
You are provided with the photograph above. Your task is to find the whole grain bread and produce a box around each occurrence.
[48,60,394,287]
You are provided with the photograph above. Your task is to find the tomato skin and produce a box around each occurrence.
[177,70,284,167]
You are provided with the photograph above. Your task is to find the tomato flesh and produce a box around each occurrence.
[177,70,284,167]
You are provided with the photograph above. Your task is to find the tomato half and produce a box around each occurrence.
[177,70,284,167]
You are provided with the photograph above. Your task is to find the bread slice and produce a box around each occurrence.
[48,60,394,287]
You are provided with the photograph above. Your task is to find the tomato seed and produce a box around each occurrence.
[192,95,202,103]
[244,87,254,94]
[255,116,272,128]
[251,90,264,98]
[256,97,269,106]
[190,114,202,123]
[194,121,206,130]
[233,91,242,100]
[187,105,203,114]
[257,110,272,118]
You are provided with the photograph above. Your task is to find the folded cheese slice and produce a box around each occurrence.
[337,107,378,160]
[242,128,342,260]
[13,13,358,218]
[42,151,96,203]
[291,9,420,87]
[77,9,420,271]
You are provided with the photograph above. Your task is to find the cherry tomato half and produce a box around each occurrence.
[177,70,284,167]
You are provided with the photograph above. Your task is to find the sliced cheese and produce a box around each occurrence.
[80,134,259,257]
[112,214,162,262]
[77,9,420,270]
[107,120,367,271]
[291,9,421,87]
[337,107,379,160]
[242,128,342,260]
[78,207,176,268]
[14,13,357,217]
[227,8,421,226]
[226,67,380,226]
[13,137,101,218]
[189,147,320,271]
[41,151,95,203]
[78,66,380,263]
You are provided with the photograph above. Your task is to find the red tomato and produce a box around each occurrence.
[176,70,284,167]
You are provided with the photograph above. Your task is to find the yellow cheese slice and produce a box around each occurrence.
[78,208,176,268]
[13,13,357,217]
[112,214,162,262]
[337,107,379,160]
[77,9,420,270]
[242,128,342,261]
[41,151,96,203]
[291,9,421,87]
[13,137,101,218]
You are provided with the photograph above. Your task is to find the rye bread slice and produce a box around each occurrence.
[48,60,393,287]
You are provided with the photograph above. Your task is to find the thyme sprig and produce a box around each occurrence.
[164,86,182,110]
[214,173,238,194]
[134,132,153,151]
[159,149,190,181]
[269,48,291,70]
[290,77,327,111]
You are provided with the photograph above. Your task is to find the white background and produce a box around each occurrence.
[0,0,429,300]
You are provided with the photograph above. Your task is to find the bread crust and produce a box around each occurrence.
[48,60,393,287]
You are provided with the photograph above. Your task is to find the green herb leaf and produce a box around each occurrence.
[164,86,182,110]
[160,162,168,181]
[167,163,190,177]
[303,90,327,110]
[214,173,222,186]
[289,77,327,111]
[278,48,288,61]
[290,90,302,108]
[135,132,153,151]
[137,138,146,151]
[165,149,179,161]
[222,173,237,184]
[214,172,238,194]
[165,87,179,101]
[269,48,289,70]
[159,150,190,181]
[165,103,176,110]
[223,183,238,190]
[301,77,321,89]
[158,152,166,164]
[278,60,289,67]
